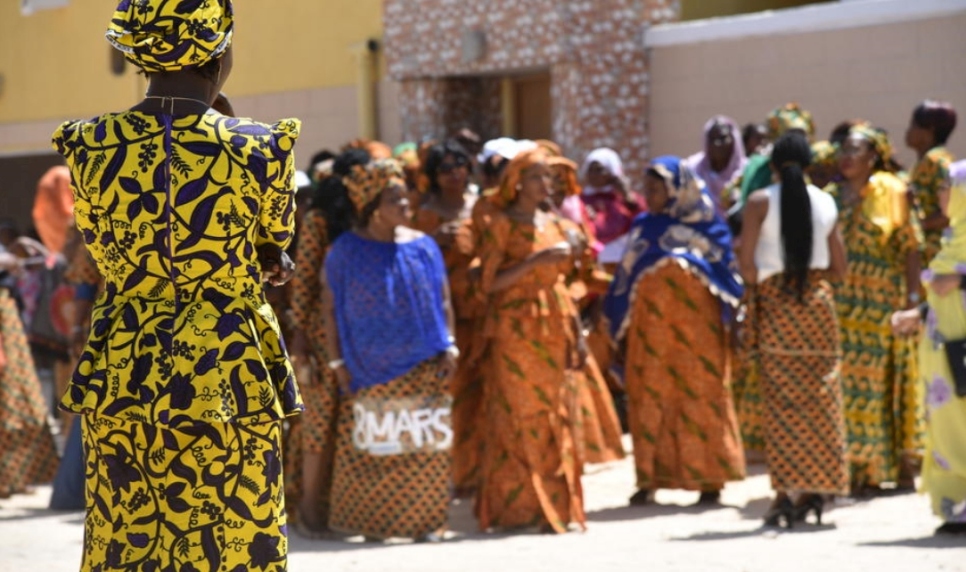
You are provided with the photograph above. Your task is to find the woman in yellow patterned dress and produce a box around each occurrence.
[827,125,921,494]
[476,149,587,534]
[605,156,745,506]
[895,160,966,536]
[905,100,957,266]
[53,2,303,570]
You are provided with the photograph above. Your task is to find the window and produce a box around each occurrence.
[21,0,69,16]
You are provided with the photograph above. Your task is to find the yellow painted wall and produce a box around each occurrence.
[681,0,831,21]
[0,0,383,123]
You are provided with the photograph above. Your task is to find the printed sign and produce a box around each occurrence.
[352,395,453,456]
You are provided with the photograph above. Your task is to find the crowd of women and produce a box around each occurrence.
[266,98,966,540]
[0,2,963,570]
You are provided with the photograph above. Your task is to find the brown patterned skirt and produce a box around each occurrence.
[0,290,57,497]
[757,273,848,495]
[328,360,451,539]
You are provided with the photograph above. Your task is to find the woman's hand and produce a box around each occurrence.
[437,349,458,380]
[931,274,961,298]
[213,93,235,117]
[891,308,922,337]
[257,244,295,286]
[333,364,351,394]
[434,222,460,249]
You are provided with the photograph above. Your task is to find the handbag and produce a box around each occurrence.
[942,337,966,397]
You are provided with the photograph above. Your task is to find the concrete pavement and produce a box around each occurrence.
[1,439,963,572]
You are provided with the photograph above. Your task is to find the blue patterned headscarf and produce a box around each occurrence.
[605,156,743,341]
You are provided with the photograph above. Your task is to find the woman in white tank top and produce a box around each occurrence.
[736,131,849,528]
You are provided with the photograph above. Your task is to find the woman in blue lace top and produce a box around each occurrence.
[322,158,458,541]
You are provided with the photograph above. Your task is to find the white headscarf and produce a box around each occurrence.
[580,148,625,196]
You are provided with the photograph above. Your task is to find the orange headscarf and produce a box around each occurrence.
[548,156,581,196]
[491,148,549,208]
[33,166,74,254]
[535,139,563,157]
[344,139,393,160]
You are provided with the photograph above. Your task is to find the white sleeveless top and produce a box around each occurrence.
[755,183,838,284]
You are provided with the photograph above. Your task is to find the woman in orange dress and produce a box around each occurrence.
[411,140,485,495]
[605,156,745,506]
[476,148,587,533]
[548,156,624,464]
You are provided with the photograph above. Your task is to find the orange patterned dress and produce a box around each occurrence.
[622,263,745,492]
[412,204,485,492]
[287,209,340,524]
[476,210,586,533]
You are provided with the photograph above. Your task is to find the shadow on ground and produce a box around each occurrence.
[857,535,965,549]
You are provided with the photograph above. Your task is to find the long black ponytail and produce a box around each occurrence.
[771,131,813,301]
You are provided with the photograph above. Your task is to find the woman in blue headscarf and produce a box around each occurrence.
[605,156,746,507]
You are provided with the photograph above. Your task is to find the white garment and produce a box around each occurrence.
[755,183,838,284]
[598,233,629,265]
[579,148,624,181]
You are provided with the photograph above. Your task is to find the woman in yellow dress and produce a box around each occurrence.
[905,100,957,266]
[53,2,303,569]
[826,125,921,494]
[895,160,966,536]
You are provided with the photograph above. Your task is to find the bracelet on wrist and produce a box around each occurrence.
[445,345,460,359]
[327,358,345,370]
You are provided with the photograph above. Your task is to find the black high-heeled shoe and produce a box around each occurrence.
[763,496,795,529]
[794,494,825,525]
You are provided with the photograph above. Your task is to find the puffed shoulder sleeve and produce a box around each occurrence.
[51,120,82,157]
[257,118,302,249]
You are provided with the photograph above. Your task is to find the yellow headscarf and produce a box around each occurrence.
[491,148,549,208]
[767,103,815,140]
[343,159,406,214]
[810,140,837,169]
[106,0,234,73]
[850,124,895,169]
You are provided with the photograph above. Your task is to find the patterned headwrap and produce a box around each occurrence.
[548,156,581,197]
[606,155,742,342]
[106,0,234,73]
[767,103,815,140]
[491,148,549,208]
[849,124,895,169]
[343,159,406,214]
[810,140,838,168]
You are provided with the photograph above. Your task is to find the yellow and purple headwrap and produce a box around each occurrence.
[343,159,406,214]
[849,124,895,168]
[767,103,815,140]
[106,0,234,73]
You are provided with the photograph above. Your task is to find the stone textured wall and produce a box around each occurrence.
[384,0,680,185]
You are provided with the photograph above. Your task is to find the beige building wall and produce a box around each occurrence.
[648,6,966,169]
